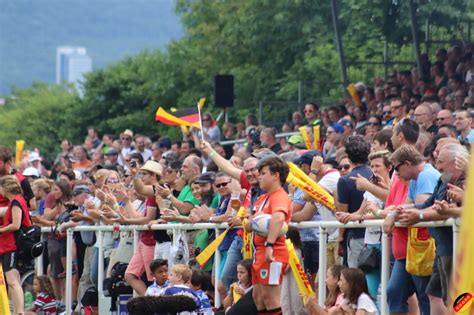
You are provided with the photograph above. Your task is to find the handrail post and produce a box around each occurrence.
[36,233,45,276]
[98,230,104,298]
[214,227,222,308]
[452,218,460,274]
[318,227,328,307]
[65,228,73,315]
[380,231,390,315]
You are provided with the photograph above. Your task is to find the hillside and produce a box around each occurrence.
[0,0,183,95]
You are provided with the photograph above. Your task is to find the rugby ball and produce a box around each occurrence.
[250,214,288,237]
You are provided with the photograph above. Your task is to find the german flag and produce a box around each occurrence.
[155,107,200,129]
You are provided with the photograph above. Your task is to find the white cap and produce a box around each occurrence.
[73,170,82,180]
[28,152,42,163]
[23,167,40,177]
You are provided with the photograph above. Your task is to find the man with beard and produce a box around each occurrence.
[396,143,469,312]
[200,140,264,301]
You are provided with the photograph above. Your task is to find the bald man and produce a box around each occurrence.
[414,103,438,135]
[436,109,454,127]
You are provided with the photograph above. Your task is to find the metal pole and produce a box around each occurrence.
[380,232,390,315]
[330,0,349,90]
[214,228,222,308]
[383,39,388,81]
[425,18,430,55]
[452,218,460,272]
[65,229,73,315]
[298,81,303,103]
[132,229,140,297]
[318,228,327,307]
[98,231,104,297]
[408,0,423,77]
[36,233,45,276]
[258,101,263,125]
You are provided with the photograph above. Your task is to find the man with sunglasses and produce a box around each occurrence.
[303,103,321,126]
[436,109,454,127]
[200,140,265,292]
[120,129,135,160]
[388,98,410,126]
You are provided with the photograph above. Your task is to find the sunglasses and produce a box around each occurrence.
[215,181,231,188]
[121,137,132,141]
[436,117,449,121]
[394,161,405,172]
[304,109,314,113]
[367,122,381,126]
[203,118,211,122]
[390,105,403,111]
[106,179,120,184]
[337,164,351,171]
[383,111,391,115]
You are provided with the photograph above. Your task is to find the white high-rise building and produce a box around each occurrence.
[56,46,92,91]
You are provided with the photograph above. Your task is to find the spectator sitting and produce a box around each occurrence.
[145,259,170,296]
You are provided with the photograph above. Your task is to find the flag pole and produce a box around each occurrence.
[197,100,204,142]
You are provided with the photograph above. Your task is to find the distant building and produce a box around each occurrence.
[56,46,92,92]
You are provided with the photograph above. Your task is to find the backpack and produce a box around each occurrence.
[103,262,132,311]
[13,196,44,261]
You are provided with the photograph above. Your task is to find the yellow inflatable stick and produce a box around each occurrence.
[0,264,11,315]
[15,140,25,166]
[347,83,362,107]
[312,125,320,151]
[286,239,314,302]
[299,126,313,150]
[287,163,335,210]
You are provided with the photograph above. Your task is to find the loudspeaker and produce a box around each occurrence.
[214,75,234,108]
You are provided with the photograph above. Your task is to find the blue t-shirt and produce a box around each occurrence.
[408,163,441,202]
[193,290,213,315]
[337,164,372,239]
[163,285,201,313]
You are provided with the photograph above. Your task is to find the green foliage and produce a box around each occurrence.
[0,0,472,157]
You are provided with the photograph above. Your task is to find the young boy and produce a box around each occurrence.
[145,259,170,296]
[163,264,201,312]
[189,269,213,315]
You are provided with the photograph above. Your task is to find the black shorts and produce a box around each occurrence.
[0,251,18,273]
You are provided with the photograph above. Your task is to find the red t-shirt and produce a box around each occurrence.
[0,195,29,254]
[253,187,292,263]
[387,174,430,260]
[240,171,252,208]
[140,197,157,246]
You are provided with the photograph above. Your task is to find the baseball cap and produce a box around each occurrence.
[339,119,354,129]
[195,172,216,184]
[72,185,91,196]
[28,152,41,163]
[330,123,344,134]
[293,150,322,166]
[104,148,119,156]
[23,167,40,178]
[251,148,277,160]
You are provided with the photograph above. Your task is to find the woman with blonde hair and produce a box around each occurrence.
[0,175,28,314]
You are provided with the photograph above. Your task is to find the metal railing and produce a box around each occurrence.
[36,218,458,315]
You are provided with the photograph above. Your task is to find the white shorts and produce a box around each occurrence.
[154,241,171,261]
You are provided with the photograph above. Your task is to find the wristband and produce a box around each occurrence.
[375,209,382,218]
[113,203,119,210]
[310,169,320,175]
[133,174,141,180]
[209,150,217,159]
[419,212,424,221]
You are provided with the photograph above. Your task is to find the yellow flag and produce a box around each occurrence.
[15,140,25,166]
[286,239,314,302]
[287,162,335,210]
[196,229,229,267]
[0,264,11,315]
[312,125,320,151]
[448,154,474,314]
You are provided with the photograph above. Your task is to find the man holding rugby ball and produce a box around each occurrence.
[244,156,291,315]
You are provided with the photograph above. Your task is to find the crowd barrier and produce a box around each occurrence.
[36,218,458,315]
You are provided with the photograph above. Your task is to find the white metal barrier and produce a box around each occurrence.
[37,218,458,315]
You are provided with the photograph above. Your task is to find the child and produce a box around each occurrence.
[330,268,378,315]
[305,265,346,315]
[163,264,201,313]
[223,259,253,312]
[145,259,170,296]
[25,275,57,315]
[189,269,214,315]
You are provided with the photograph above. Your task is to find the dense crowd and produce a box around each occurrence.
[0,44,473,315]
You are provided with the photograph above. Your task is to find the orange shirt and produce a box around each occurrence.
[73,159,93,172]
[253,187,292,262]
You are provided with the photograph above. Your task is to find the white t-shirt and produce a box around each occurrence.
[342,293,378,314]
[316,171,340,242]
[363,191,383,245]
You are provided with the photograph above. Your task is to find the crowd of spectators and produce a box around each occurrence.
[0,43,473,315]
